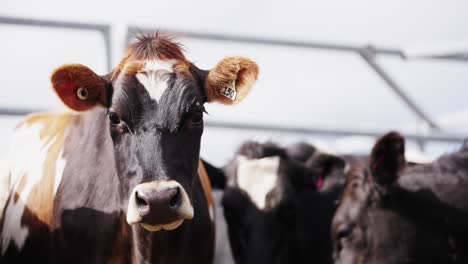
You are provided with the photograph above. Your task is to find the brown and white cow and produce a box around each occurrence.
[0,33,258,263]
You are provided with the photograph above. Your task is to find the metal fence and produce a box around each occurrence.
[0,16,466,149]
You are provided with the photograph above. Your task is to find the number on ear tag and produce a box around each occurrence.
[221,79,237,100]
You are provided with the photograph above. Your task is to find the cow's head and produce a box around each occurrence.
[50,34,258,232]
[222,141,346,264]
[332,132,423,264]
[332,132,463,264]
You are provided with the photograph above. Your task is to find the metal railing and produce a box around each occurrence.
[0,17,465,148]
[126,26,468,147]
[0,16,112,71]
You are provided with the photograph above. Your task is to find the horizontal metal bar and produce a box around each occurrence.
[0,108,45,116]
[0,16,113,71]
[0,16,109,32]
[0,108,462,143]
[127,26,403,56]
[128,26,468,62]
[204,121,463,143]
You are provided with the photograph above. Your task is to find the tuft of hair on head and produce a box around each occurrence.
[111,31,189,80]
[128,31,187,62]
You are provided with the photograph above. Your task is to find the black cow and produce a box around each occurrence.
[0,33,258,263]
[332,132,468,264]
[209,140,352,264]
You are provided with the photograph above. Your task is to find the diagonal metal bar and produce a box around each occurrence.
[359,46,440,131]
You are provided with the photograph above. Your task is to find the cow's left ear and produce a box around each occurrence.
[204,56,259,105]
[305,153,345,188]
[370,131,406,186]
[51,64,110,111]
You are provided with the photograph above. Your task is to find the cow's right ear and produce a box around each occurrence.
[370,131,406,186]
[51,64,110,111]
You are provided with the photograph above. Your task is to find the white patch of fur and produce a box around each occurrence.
[0,159,10,219]
[136,59,176,102]
[236,155,280,210]
[126,180,194,232]
[209,206,214,222]
[1,122,51,255]
[53,149,66,195]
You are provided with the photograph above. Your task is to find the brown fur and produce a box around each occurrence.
[51,65,108,111]
[112,33,190,81]
[198,160,214,221]
[205,56,259,105]
[20,112,71,226]
[106,214,131,264]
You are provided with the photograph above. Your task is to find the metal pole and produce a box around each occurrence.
[359,46,440,131]
[127,26,468,62]
[0,16,113,71]
[204,121,463,144]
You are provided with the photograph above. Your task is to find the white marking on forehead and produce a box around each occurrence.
[236,155,280,210]
[1,122,50,255]
[136,59,176,102]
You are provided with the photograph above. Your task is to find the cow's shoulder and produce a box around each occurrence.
[1,111,72,257]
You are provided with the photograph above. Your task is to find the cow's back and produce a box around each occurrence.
[0,112,72,262]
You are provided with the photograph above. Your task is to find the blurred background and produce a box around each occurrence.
[2,0,468,163]
[1,0,467,262]
[1,0,468,165]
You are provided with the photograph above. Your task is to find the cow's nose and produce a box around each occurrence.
[134,186,181,219]
[126,181,194,232]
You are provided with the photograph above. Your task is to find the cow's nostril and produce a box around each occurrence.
[135,191,150,213]
[169,187,181,208]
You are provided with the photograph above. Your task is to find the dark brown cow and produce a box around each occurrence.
[332,132,468,264]
[0,33,258,263]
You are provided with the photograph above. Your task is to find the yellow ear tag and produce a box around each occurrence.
[221,79,237,100]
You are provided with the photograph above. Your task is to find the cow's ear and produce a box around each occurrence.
[370,131,406,185]
[51,64,110,111]
[305,153,345,188]
[204,56,258,105]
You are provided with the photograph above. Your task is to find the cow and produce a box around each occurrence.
[332,131,468,264]
[209,140,353,264]
[0,33,259,263]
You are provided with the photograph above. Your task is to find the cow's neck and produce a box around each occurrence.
[127,214,192,263]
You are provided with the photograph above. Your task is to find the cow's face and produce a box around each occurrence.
[50,34,258,232]
[332,132,421,264]
[222,141,345,264]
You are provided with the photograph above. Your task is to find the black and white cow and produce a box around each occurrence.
[0,33,258,263]
[209,141,353,264]
[332,132,468,264]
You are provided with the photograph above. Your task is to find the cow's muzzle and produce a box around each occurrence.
[126,180,194,232]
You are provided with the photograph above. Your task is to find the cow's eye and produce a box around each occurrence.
[109,111,121,126]
[337,223,354,240]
